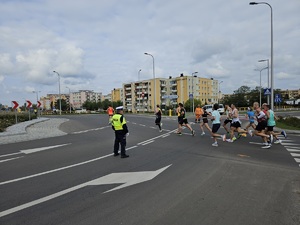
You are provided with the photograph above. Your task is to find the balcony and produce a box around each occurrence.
[125,87,131,90]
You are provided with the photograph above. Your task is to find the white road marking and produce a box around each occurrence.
[0,165,171,218]
[294,158,300,163]
[0,127,176,186]
[290,153,300,157]
[0,156,24,163]
[0,152,22,158]
[72,126,110,134]
[0,154,112,186]
[141,140,154,145]
[0,130,175,186]
[281,143,299,146]
[20,143,71,154]
[287,148,300,152]
[249,142,265,145]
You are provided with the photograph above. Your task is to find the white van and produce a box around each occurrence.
[203,104,224,115]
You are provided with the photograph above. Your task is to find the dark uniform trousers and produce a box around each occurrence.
[114,131,126,156]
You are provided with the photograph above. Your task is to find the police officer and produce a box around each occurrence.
[111,106,129,158]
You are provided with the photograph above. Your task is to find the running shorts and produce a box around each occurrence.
[256,120,267,131]
[212,124,221,133]
[230,121,241,128]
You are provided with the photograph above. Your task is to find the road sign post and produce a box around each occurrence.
[12,101,19,124]
[26,100,32,120]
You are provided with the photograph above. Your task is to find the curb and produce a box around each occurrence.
[0,118,50,137]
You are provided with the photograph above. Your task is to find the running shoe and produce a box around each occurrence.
[191,130,195,136]
[159,129,162,132]
[261,144,271,149]
[177,132,182,136]
[232,136,237,141]
[201,132,205,136]
[212,142,218,147]
[248,130,253,137]
[226,139,233,143]
[237,134,241,139]
[222,134,226,142]
[274,139,282,144]
[269,134,274,143]
[281,130,287,138]
[241,133,247,137]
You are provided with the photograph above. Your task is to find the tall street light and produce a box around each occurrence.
[144,53,156,111]
[53,71,61,115]
[66,86,72,114]
[258,59,270,104]
[191,72,198,112]
[218,81,223,104]
[255,67,268,107]
[138,69,142,113]
[250,2,274,110]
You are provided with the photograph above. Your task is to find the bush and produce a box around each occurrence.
[0,112,37,132]
[277,116,300,129]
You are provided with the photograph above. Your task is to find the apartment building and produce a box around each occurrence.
[111,88,123,102]
[70,90,102,109]
[280,89,300,99]
[122,74,219,112]
[42,94,69,110]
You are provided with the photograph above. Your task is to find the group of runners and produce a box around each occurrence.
[108,101,287,149]
[171,102,287,148]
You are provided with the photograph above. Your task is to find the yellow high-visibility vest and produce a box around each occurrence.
[112,114,126,131]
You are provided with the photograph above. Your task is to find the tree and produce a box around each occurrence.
[184,99,202,112]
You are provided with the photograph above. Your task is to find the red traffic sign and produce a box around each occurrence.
[26,100,32,108]
[12,101,19,109]
[37,101,42,108]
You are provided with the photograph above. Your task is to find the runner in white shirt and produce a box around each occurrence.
[226,104,248,142]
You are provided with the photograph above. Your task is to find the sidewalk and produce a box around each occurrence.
[0,117,69,145]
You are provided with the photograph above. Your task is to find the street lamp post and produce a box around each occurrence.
[191,72,198,112]
[144,53,156,111]
[255,67,268,107]
[138,69,142,113]
[250,2,274,110]
[258,59,270,104]
[53,71,61,115]
[32,91,41,118]
[218,81,223,104]
[66,86,72,114]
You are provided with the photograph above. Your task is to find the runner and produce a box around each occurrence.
[177,103,195,136]
[264,104,287,144]
[155,104,163,132]
[194,104,203,123]
[245,106,256,131]
[222,104,232,134]
[211,103,226,147]
[248,102,273,149]
[200,106,212,135]
[106,105,114,124]
[226,104,248,142]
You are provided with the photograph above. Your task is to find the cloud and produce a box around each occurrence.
[0,0,299,105]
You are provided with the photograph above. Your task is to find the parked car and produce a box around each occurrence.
[203,104,224,115]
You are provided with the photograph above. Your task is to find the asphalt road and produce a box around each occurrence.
[0,114,300,225]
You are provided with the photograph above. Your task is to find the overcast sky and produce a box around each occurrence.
[0,0,299,106]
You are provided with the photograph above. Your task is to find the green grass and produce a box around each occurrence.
[276,121,300,131]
